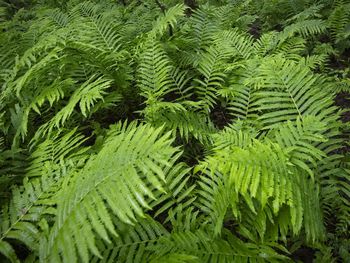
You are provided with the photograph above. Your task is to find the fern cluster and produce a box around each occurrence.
[0,0,349,262]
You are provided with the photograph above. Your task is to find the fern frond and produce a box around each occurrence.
[286,4,323,23]
[212,126,257,151]
[278,19,327,43]
[196,136,325,241]
[149,4,185,38]
[148,228,289,262]
[188,7,219,51]
[0,130,88,262]
[223,62,261,124]
[149,108,216,144]
[250,56,336,129]
[137,39,173,106]
[267,116,327,179]
[47,8,70,28]
[328,1,350,44]
[151,161,196,221]
[193,46,227,111]
[39,75,112,135]
[92,216,168,263]
[41,122,179,262]
[73,12,121,54]
[214,29,256,60]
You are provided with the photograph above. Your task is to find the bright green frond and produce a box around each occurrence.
[41,122,179,262]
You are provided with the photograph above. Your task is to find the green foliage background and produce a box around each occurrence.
[0,0,349,262]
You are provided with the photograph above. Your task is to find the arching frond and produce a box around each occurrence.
[196,137,325,242]
[278,19,327,43]
[41,122,179,262]
[37,76,112,136]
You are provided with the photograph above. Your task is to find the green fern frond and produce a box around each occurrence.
[214,29,256,60]
[212,126,257,151]
[188,7,219,51]
[223,62,261,124]
[195,137,325,240]
[39,75,112,135]
[193,46,227,111]
[149,4,185,38]
[170,67,193,101]
[286,4,323,23]
[0,130,88,262]
[196,168,234,235]
[148,228,289,263]
[328,1,350,43]
[45,8,70,29]
[151,161,195,220]
[149,108,216,144]
[278,19,327,43]
[73,13,121,54]
[137,39,173,106]
[41,122,179,262]
[249,56,336,129]
[267,116,327,179]
[91,215,169,263]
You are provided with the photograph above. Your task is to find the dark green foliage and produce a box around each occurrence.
[0,0,349,262]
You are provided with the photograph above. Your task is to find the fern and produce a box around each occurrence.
[249,56,336,129]
[1,0,349,262]
[0,130,88,262]
[37,76,112,136]
[193,46,227,111]
[40,122,179,262]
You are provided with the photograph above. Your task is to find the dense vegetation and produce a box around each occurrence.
[0,0,350,262]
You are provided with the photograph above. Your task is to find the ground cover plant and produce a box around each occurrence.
[0,0,349,262]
